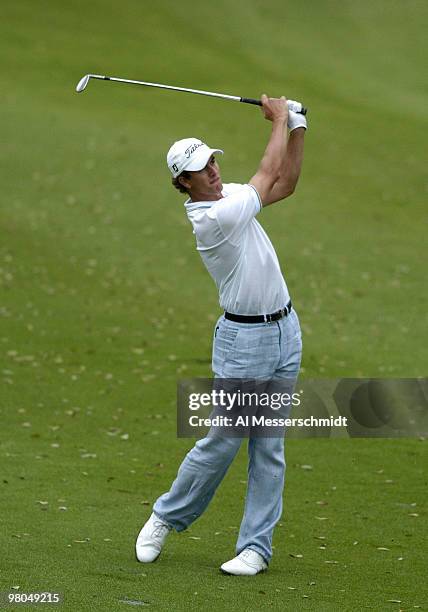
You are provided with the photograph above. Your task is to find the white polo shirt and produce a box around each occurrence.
[184,183,290,315]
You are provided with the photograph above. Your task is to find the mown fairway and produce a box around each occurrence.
[1,1,426,610]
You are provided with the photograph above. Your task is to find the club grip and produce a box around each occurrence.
[240,97,262,106]
[240,97,307,115]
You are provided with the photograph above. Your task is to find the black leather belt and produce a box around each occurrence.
[225,300,292,324]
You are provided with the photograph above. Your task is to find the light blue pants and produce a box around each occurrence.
[153,309,302,563]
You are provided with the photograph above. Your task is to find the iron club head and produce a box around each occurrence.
[76,75,90,93]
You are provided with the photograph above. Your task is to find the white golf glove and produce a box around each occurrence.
[287,106,307,132]
[287,99,305,114]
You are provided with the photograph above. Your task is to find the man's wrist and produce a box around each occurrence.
[272,115,288,127]
[290,127,306,135]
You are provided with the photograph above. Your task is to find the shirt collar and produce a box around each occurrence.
[184,192,224,215]
[184,199,213,214]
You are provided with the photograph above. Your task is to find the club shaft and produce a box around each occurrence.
[91,74,242,102]
[79,74,307,114]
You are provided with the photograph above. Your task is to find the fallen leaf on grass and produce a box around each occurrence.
[73,538,90,543]
[106,428,121,436]
[131,348,145,355]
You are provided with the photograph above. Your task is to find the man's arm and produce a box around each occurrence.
[262,126,305,207]
[249,95,288,205]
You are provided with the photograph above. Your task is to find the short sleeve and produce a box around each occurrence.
[207,184,262,244]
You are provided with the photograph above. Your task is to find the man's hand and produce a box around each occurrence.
[288,110,307,132]
[260,94,288,124]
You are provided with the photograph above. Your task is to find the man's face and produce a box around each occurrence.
[181,155,223,201]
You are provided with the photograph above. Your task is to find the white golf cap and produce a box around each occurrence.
[167,137,223,178]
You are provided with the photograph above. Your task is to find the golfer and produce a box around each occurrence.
[136,95,306,575]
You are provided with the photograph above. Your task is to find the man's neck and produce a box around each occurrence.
[189,189,222,203]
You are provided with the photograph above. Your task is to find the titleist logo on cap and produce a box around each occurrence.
[184,142,204,159]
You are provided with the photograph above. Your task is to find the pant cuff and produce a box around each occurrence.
[152,509,175,531]
[238,545,270,565]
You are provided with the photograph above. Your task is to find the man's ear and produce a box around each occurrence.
[179,175,191,190]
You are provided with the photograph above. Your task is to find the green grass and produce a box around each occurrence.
[2,436,426,610]
[1,0,427,610]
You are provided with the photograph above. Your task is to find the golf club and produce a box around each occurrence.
[75,74,307,115]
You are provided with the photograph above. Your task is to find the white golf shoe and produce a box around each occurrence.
[220,548,268,575]
[135,512,172,563]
